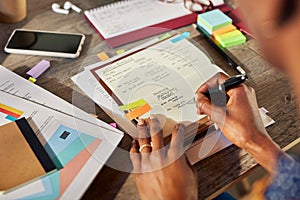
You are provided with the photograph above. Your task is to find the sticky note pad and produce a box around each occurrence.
[26,60,50,79]
[97,52,110,61]
[124,103,151,120]
[197,9,232,34]
[215,30,246,48]
[212,24,236,38]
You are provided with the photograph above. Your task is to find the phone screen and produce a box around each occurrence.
[6,30,84,54]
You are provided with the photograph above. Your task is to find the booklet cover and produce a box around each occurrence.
[0,118,56,193]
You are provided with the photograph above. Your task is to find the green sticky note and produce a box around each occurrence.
[215,30,246,48]
[158,33,172,41]
[198,9,232,33]
[116,49,125,55]
[119,99,147,111]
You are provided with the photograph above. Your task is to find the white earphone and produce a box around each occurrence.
[64,1,82,13]
[51,3,69,15]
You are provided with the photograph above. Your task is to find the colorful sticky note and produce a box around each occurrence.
[97,52,110,61]
[109,122,117,128]
[158,33,172,41]
[215,30,246,48]
[119,99,148,111]
[171,32,190,43]
[124,103,151,120]
[212,24,236,38]
[28,77,37,83]
[26,60,50,79]
[197,9,232,34]
[116,49,125,55]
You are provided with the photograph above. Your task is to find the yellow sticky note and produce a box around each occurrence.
[124,103,151,120]
[116,49,125,55]
[119,99,148,111]
[97,52,110,61]
[215,30,246,48]
[212,24,237,38]
[28,77,37,83]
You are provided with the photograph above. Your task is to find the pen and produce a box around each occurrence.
[202,74,247,106]
[197,26,247,76]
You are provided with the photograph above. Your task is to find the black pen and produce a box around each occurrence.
[197,26,247,76]
[202,74,247,106]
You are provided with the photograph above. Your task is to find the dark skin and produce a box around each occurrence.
[130,0,300,198]
[130,118,198,200]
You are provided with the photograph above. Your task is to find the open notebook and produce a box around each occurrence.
[84,0,198,47]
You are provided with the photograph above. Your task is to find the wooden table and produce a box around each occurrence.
[1,0,299,199]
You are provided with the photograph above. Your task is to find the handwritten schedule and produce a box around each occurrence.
[92,36,223,122]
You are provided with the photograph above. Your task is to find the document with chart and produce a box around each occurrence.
[0,66,123,199]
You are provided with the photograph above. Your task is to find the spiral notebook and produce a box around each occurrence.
[84,0,198,47]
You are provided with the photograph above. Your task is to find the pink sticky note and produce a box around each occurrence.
[26,60,50,78]
[109,123,117,128]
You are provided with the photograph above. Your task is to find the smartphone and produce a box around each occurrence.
[4,29,85,58]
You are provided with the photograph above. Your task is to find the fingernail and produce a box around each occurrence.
[191,3,203,12]
[214,123,219,130]
[137,118,144,126]
[194,93,198,101]
[184,1,192,9]
[132,139,137,144]
[174,123,180,131]
[149,114,156,120]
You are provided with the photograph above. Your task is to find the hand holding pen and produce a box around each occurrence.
[196,73,247,107]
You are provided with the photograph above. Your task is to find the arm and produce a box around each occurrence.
[195,72,284,175]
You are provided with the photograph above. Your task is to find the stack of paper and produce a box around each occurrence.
[0,66,123,199]
[197,9,246,48]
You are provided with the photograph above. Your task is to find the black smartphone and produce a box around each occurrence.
[4,29,85,58]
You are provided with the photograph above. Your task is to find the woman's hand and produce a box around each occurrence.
[195,72,284,175]
[130,116,197,200]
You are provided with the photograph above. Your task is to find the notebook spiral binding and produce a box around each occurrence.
[89,0,139,13]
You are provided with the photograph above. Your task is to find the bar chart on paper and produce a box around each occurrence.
[0,103,24,122]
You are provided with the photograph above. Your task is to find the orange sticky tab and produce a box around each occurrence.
[124,103,151,120]
[212,24,237,38]
[97,52,110,61]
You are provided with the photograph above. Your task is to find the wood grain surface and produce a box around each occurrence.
[0,0,299,199]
